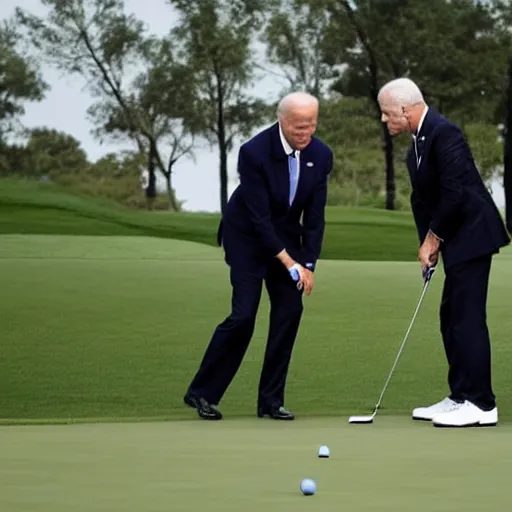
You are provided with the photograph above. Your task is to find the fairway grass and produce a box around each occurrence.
[0,178,419,261]
[2,417,512,511]
[2,235,512,423]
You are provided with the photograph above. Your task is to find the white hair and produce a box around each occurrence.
[277,91,319,117]
[378,78,425,106]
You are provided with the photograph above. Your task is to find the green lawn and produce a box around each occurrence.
[2,179,512,511]
[1,234,511,423]
[2,418,512,512]
[0,177,419,261]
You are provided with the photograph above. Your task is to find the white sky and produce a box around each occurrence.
[1,0,505,211]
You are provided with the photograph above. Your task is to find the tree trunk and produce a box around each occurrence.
[505,57,512,234]
[382,122,396,210]
[146,144,157,211]
[371,95,396,211]
[149,139,180,212]
[164,172,175,211]
[219,142,228,214]
[161,168,179,211]
[340,0,396,211]
[164,157,180,212]
[215,78,228,213]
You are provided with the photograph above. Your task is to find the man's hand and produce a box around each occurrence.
[418,230,441,275]
[287,266,314,295]
[302,269,314,296]
[276,249,314,294]
[287,262,307,288]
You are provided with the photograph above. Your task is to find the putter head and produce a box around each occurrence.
[348,414,375,424]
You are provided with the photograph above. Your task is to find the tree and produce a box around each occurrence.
[315,95,412,208]
[170,0,268,213]
[261,0,336,96]
[0,140,29,176]
[0,19,47,138]
[463,123,503,186]
[16,0,187,211]
[24,127,88,177]
[0,127,87,178]
[88,38,195,209]
[321,0,510,210]
[88,151,145,179]
[320,0,400,210]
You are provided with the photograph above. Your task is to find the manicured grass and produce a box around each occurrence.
[0,177,419,261]
[1,234,511,423]
[2,417,512,511]
[1,180,511,511]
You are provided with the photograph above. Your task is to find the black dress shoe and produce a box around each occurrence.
[257,404,295,420]
[184,394,222,420]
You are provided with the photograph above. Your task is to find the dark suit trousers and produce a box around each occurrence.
[441,253,495,410]
[187,261,304,407]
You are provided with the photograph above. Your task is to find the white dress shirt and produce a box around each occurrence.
[412,105,429,167]
[279,123,300,168]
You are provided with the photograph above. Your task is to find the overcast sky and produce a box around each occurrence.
[2,0,505,211]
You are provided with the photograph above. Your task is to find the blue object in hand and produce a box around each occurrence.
[289,266,300,281]
[288,264,303,290]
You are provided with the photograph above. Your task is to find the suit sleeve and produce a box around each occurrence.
[238,145,286,256]
[301,150,333,265]
[429,125,466,241]
[410,189,431,245]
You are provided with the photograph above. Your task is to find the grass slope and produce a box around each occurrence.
[1,235,511,423]
[0,177,419,261]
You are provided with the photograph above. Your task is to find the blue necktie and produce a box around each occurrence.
[416,136,424,167]
[288,152,299,205]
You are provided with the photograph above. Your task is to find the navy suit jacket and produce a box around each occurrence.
[217,122,333,275]
[406,108,510,268]
[505,145,512,234]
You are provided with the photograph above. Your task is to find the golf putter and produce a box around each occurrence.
[348,266,435,424]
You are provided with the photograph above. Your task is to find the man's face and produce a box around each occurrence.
[280,106,318,150]
[378,94,409,136]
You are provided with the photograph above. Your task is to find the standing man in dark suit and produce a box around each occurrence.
[377,78,510,428]
[184,92,333,421]
[505,125,512,234]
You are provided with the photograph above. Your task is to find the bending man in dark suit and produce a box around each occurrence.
[378,78,510,428]
[184,92,333,421]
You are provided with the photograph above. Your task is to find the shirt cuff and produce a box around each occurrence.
[428,229,443,242]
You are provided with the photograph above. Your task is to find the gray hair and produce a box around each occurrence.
[277,91,319,117]
[378,78,425,106]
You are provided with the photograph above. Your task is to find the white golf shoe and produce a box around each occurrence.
[412,397,463,421]
[432,400,498,428]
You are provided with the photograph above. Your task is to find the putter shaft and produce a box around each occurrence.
[373,276,433,412]
[358,271,434,421]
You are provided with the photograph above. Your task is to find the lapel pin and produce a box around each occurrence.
[306,162,314,167]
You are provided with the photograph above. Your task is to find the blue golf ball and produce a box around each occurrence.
[300,478,316,495]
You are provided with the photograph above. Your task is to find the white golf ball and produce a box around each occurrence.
[300,478,316,495]
[318,445,330,458]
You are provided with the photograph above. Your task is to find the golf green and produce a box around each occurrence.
[1,417,510,511]
[2,235,512,422]
[2,181,511,511]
